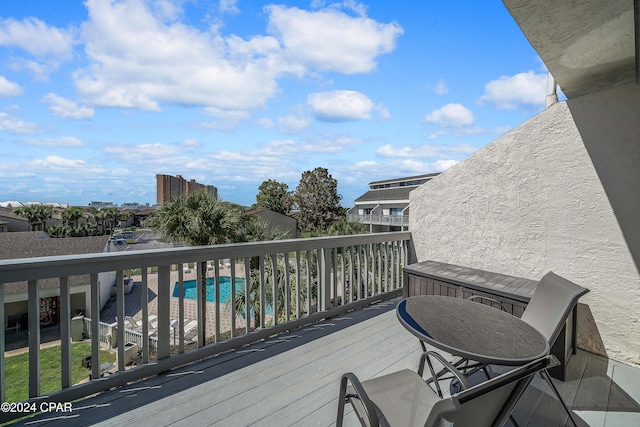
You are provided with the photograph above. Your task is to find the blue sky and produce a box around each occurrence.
[0,0,555,208]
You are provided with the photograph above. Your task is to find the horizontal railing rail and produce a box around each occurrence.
[0,231,411,423]
[348,213,409,227]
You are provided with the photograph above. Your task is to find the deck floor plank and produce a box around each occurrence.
[10,297,640,427]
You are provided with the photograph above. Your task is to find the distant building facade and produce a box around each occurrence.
[347,173,440,232]
[156,174,217,204]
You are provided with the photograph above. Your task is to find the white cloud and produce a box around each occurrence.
[376,143,478,158]
[434,159,458,170]
[255,117,274,129]
[478,71,547,109]
[201,107,250,130]
[77,0,283,111]
[0,17,75,79]
[42,93,95,119]
[278,114,311,133]
[74,0,401,117]
[0,17,74,59]
[424,103,474,127]
[375,104,391,121]
[23,136,83,147]
[0,112,40,134]
[219,0,240,14]
[266,5,403,74]
[434,79,448,95]
[0,76,22,97]
[105,143,185,162]
[31,156,106,174]
[307,90,374,122]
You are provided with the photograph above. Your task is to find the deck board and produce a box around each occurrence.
[10,297,640,427]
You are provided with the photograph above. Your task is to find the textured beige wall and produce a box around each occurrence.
[409,101,640,366]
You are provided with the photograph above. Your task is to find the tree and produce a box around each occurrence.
[253,179,294,215]
[148,191,244,342]
[294,167,343,233]
[103,208,120,234]
[91,209,109,235]
[326,217,369,236]
[61,206,85,229]
[229,216,291,328]
[14,204,54,231]
[47,224,72,238]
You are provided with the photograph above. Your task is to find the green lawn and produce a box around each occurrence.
[4,342,116,403]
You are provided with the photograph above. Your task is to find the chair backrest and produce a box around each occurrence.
[426,355,558,427]
[520,271,589,344]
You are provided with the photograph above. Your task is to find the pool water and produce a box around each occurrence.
[172,277,246,303]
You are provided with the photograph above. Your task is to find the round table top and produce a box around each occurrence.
[397,295,549,365]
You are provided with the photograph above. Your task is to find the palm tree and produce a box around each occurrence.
[326,217,369,236]
[61,206,84,228]
[148,191,244,341]
[229,217,291,327]
[14,204,54,231]
[46,224,72,238]
[92,209,109,235]
[103,207,120,234]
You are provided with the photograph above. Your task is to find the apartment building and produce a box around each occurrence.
[347,173,439,232]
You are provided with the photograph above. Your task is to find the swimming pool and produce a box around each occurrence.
[172,277,246,303]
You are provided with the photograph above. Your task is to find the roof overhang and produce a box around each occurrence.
[503,0,637,98]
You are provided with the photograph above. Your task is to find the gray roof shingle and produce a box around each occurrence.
[1,232,110,295]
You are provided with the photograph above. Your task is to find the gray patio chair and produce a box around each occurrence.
[337,354,558,427]
[475,271,589,427]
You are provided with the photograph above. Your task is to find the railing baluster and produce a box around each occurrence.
[259,255,265,329]
[90,273,100,380]
[196,261,205,346]
[348,246,354,303]
[142,268,150,362]
[177,265,184,353]
[215,260,220,342]
[60,276,71,389]
[244,258,251,333]
[116,271,125,371]
[284,252,290,322]
[305,251,311,315]
[230,258,237,337]
[157,265,171,358]
[28,279,40,397]
[295,250,301,319]
[271,253,278,325]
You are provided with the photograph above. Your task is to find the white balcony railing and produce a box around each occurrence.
[0,232,411,422]
[348,213,409,227]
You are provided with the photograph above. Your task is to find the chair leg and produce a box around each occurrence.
[337,376,347,427]
[540,369,577,427]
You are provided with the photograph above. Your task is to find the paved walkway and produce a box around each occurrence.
[99,264,250,345]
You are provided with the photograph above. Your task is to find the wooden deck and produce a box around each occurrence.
[10,298,640,426]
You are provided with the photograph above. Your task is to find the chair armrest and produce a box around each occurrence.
[419,350,470,396]
[338,372,381,427]
[466,294,508,312]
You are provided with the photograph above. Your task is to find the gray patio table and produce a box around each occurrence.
[397,295,550,366]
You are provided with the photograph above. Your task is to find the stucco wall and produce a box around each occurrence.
[409,101,640,366]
